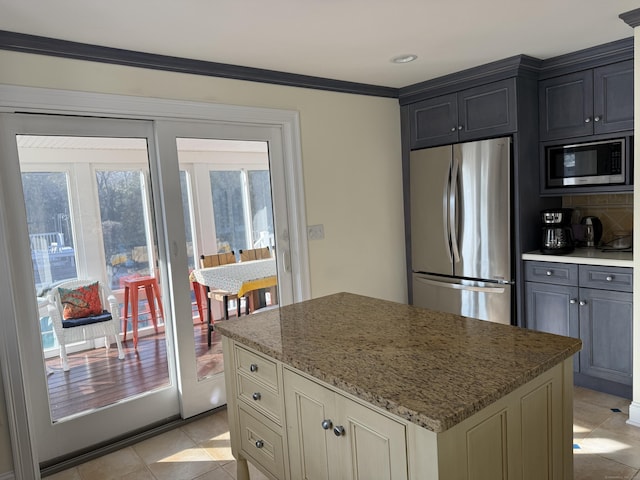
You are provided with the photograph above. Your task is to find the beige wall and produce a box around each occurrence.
[0,50,406,474]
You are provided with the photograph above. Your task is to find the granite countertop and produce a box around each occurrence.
[216,292,581,433]
[522,248,633,267]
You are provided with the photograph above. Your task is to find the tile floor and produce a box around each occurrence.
[44,386,640,480]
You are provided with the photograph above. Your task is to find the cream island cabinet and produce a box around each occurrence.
[217,293,581,480]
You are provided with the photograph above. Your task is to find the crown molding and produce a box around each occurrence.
[0,30,398,99]
[620,8,640,28]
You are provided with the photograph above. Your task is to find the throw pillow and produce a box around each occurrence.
[59,282,103,320]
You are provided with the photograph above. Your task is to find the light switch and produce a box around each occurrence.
[307,224,325,240]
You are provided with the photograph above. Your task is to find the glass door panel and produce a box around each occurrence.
[0,114,180,463]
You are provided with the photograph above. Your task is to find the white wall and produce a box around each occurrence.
[629,29,640,428]
[0,50,406,474]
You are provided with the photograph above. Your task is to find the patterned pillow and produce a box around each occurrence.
[59,282,103,320]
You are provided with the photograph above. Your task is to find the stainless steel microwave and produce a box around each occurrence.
[546,138,625,187]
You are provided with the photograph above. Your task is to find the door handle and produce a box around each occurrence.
[449,157,460,264]
[414,277,505,293]
[443,161,453,264]
[281,249,291,273]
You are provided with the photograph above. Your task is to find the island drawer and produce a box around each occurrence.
[234,344,279,390]
[237,373,282,424]
[238,405,286,480]
[579,265,633,292]
[524,261,578,285]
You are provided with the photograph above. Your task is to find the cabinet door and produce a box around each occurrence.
[409,93,458,148]
[458,78,517,142]
[539,70,593,141]
[335,395,408,480]
[284,370,333,480]
[579,288,633,386]
[593,60,634,134]
[526,282,580,371]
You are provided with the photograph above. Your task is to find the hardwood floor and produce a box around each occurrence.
[45,321,224,422]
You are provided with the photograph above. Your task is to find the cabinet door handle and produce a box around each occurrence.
[450,127,456,132]
[545,270,553,276]
[585,117,591,123]
[579,300,587,306]
[252,392,261,401]
[569,298,577,304]
[255,440,264,449]
[457,125,463,130]
[594,116,601,122]
[606,276,613,282]
[249,363,258,372]
[333,425,346,436]
[321,419,333,430]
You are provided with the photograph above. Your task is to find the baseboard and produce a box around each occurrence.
[628,401,640,428]
[0,471,15,480]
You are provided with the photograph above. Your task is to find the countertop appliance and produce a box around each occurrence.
[545,138,626,188]
[580,216,603,247]
[410,137,512,325]
[540,208,575,254]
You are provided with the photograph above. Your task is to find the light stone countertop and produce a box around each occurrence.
[216,292,581,433]
[522,248,633,267]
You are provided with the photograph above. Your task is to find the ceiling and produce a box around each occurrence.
[0,0,638,89]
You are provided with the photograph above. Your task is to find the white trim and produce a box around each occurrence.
[0,84,310,302]
[628,401,640,427]
[0,470,16,480]
[0,84,311,475]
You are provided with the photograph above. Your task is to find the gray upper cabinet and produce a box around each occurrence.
[593,61,635,135]
[539,60,634,142]
[409,78,517,149]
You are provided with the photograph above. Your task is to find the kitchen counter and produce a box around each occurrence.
[523,247,633,267]
[216,292,581,433]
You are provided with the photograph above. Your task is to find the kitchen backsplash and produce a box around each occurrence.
[562,194,633,244]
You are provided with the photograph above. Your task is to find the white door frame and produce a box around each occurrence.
[0,84,311,479]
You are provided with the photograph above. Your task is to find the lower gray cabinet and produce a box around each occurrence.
[525,261,633,396]
[579,288,633,386]
[526,281,580,372]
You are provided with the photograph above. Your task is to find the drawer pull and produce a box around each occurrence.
[606,276,613,282]
[569,298,577,304]
[321,419,333,430]
[545,270,552,276]
[333,425,345,437]
[249,363,258,372]
[255,439,264,449]
[252,392,261,401]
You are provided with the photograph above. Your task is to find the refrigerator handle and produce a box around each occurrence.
[443,161,453,264]
[414,277,506,293]
[449,156,460,264]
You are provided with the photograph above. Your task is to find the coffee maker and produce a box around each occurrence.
[541,208,575,254]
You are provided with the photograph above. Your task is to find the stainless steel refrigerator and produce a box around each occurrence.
[410,136,512,324]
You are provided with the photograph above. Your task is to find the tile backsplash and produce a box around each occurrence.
[562,194,633,244]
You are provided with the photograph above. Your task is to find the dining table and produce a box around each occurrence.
[190,258,277,344]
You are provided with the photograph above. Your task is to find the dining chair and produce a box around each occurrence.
[239,246,275,312]
[239,246,271,262]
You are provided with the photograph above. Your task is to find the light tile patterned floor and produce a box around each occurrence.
[44,387,640,479]
[573,386,640,479]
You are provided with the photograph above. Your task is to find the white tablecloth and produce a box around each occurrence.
[191,258,276,297]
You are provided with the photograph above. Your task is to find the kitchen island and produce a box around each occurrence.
[217,292,582,480]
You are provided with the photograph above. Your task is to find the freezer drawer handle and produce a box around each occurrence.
[415,277,505,293]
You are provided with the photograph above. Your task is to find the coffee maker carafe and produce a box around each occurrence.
[541,208,575,254]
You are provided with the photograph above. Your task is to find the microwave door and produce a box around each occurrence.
[547,139,625,187]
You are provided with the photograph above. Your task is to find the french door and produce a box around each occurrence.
[0,106,302,472]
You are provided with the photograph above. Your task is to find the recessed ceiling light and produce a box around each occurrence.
[391,54,418,64]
